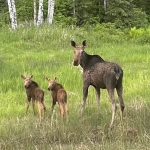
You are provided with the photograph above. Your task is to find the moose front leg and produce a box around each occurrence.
[95,87,100,109]
[81,83,89,114]
[51,100,56,114]
[25,96,31,114]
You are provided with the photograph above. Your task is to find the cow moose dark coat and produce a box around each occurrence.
[71,40,125,128]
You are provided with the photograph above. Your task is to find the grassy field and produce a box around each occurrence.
[0,25,150,149]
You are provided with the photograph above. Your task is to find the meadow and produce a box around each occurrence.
[0,25,150,149]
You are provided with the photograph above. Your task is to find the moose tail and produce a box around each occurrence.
[114,67,123,80]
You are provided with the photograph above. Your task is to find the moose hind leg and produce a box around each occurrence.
[107,89,116,128]
[116,85,125,116]
[59,103,64,117]
[32,100,36,115]
[42,102,46,112]
[37,101,44,122]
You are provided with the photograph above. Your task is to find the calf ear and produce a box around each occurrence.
[54,77,57,81]
[71,40,76,48]
[82,40,86,47]
[45,77,49,81]
[21,75,25,79]
[30,75,33,79]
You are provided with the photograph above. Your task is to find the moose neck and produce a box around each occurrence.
[52,83,63,92]
[26,81,39,91]
[80,51,90,69]
[79,51,105,70]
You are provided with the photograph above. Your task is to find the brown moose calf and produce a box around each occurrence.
[21,75,46,121]
[46,77,68,118]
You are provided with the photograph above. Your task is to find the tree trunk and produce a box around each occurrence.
[34,0,37,26]
[73,0,76,17]
[104,0,107,14]
[37,0,44,26]
[47,0,55,24]
[7,0,17,30]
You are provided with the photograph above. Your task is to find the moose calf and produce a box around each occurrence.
[21,75,46,121]
[46,77,68,118]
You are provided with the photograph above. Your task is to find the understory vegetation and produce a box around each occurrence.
[0,25,150,149]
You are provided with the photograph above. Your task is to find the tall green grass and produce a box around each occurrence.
[0,25,150,149]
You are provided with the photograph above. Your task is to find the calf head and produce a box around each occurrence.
[71,40,86,66]
[46,77,57,91]
[21,75,33,88]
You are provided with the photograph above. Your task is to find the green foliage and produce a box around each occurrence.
[130,8,148,28]
[133,0,150,21]
[16,0,33,22]
[0,0,9,27]
[105,0,149,28]
[129,26,150,43]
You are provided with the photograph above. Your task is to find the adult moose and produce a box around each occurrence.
[71,40,125,128]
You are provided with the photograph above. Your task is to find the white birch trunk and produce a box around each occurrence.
[47,0,55,24]
[104,0,107,14]
[7,0,17,30]
[34,0,37,26]
[37,0,44,26]
[73,0,75,17]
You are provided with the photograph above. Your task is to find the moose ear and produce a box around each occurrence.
[30,75,33,79]
[71,40,76,48]
[54,77,57,81]
[21,75,25,79]
[82,40,86,47]
[45,77,49,81]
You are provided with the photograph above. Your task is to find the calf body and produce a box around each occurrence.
[46,78,67,117]
[21,75,46,121]
[71,40,125,128]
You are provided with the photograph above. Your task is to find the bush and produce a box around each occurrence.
[129,26,150,43]
[130,8,149,28]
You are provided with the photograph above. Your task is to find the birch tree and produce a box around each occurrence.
[73,0,76,17]
[33,0,37,26]
[37,0,44,26]
[104,0,107,14]
[47,0,55,24]
[7,0,17,30]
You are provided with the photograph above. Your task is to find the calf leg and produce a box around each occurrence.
[32,100,36,115]
[42,102,46,111]
[59,103,65,117]
[107,89,116,128]
[25,98,31,114]
[25,101,30,114]
[65,103,68,115]
[37,101,42,121]
[51,100,56,114]
[25,100,30,114]
[81,83,89,114]
[37,101,44,122]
